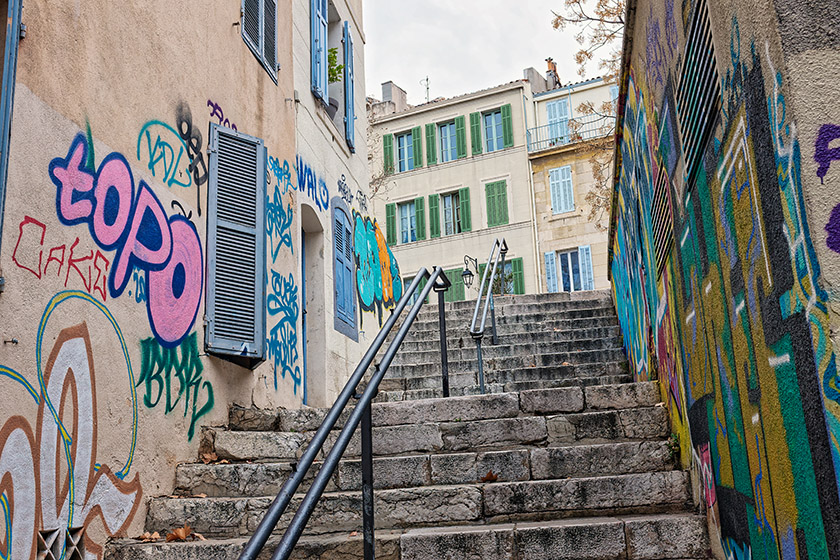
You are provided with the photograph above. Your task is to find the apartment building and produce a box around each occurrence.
[369,66,614,301]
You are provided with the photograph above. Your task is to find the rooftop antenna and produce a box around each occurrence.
[420,76,430,103]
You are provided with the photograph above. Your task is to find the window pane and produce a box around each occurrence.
[453,193,461,233]
[571,250,581,291]
[443,194,453,235]
[560,253,571,292]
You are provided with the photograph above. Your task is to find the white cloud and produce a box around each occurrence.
[363,0,594,105]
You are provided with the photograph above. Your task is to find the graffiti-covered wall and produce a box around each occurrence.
[609,0,840,557]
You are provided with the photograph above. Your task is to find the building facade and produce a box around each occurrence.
[0,0,386,557]
[609,0,840,557]
[370,68,614,301]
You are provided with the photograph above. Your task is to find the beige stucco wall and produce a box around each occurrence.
[0,0,373,556]
[371,84,540,297]
[532,79,614,128]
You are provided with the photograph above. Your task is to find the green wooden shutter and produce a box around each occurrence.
[455,116,467,159]
[206,124,266,360]
[501,104,513,148]
[512,257,524,294]
[383,134,394,174]
[485,182,497,227]
[444,268,465,303]
[414,196,426,240]
[497,180,509,225]
[412,126,423,168]
[386,203,397,245]
[470,112,483,155]
[425,123,437,165]
[429,194,440,238]
[458,187,472,232]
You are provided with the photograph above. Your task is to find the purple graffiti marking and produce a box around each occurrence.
[826,203,840,254]
[207,98,238,132]
[815,123,840,184]
[49,133,204,347]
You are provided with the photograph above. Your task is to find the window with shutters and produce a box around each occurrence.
[399,201,417,243]
[333,207,356,333]
[483,109,504,152]
[396,131,414,172]
[549,166,574,214]
[438,121,457,163]
[676,0,720,184]
[546,99,570,145]
[206,124,267,368]
[342,21,356,152]
[243,0,278,82]
[485,180,509,227]
[478,257,524,295]
[441,192,462,235]
[550,247,595,293]
[0,0,22,256]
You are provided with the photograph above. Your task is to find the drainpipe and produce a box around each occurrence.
[528,157,542,293]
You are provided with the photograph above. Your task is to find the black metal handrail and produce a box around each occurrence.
[469,238,508,393]
[239,266,451,560]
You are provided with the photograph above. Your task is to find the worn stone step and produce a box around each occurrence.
[391,311,619,338]
[384,359,628,383]
[400,513,709,559]
[393,336,624,364]
[146,470,690,539]
[414,299,616,324]
[414,291,613,317]
[397,325,623,352]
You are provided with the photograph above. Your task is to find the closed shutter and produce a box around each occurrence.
[459,187,471,232]
[418,275,429,304]
[264,0,277,72]
[455,116,467,159]
[561,166,573,212]
[425,123,437,165]
[386,203,397,245]
[414,196,426,241]
[0,0,22,254]
[549,168,562,213]
[485,182,497,227]
[206,124,266,360]
[497,181,509,225]
[335,211,355,324]
[383,134,394,174]
[412,126,423,168]
[445,268,465,303]
[311,0,328,99]
[429,194,440,238]
[243,0,260,55]
[343,21,355,152]
[501,104,514,148]
[511,257,525,294]
[544,252,558,293]
[470,112,483,155]
[578,245,594,290]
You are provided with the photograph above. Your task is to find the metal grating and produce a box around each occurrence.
[214,225,257,342]
[651,166,674,278]
[676,0,721,184]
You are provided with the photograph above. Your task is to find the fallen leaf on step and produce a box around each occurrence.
[480,470,499,483]
[166,524,193,542]
[219,459,231,464]
[655,402,666,408]
[200,452,218,464]
[193,493,207,499]
[562,362,571,366]
[194,532,206,541]
[349,531,359,537]
[135,532,161,542]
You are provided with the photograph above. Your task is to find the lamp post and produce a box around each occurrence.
[462,255,479,289]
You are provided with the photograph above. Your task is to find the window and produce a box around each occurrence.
[334,208,356,330]
[206,124,267,367]
[428,187,470,239]
[478,257,525,295]
[244,0,278,82]
[393,197,425,244]
[484,110,504,152]
[0,0,22,255]
[549,166,574,214]
[399,201,416,243]
[546,99,570,145]
[485,180,509,227]
[442,192,462,235]
[310,0,328,98]
[439,121,457,163]
[545,247,594,293]
[396,131,415,172]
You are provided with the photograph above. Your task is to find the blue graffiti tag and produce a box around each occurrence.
[267,271,302,393]
[267,158,294,261]
[296,154,330,212]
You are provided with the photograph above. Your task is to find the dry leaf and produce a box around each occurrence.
[135,531,161,542]
[166,524,193,543]
[480,470,499,483]
[219,459,231,464]
[200,452,218,464]
[193,493,208,499]
[562,362,571,366]
[349,531,359,537]
[194,532,206,541]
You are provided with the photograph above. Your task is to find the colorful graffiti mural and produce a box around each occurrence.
[50,133,204,348]
[0,293,143,559]
[611,23,840,560]
[353,212,402,326]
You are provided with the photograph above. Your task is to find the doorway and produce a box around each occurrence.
[300,204,324,407]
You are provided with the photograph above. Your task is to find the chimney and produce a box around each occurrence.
[381,81,409,113]
[545,58,561,89]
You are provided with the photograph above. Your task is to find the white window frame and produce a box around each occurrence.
[483,110,504,152]
[441,191,462,236]
[397,131,414,172]
[399,200,417,244]
[438,121,457,163]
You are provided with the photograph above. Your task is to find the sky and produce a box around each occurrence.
[363,0,595,106]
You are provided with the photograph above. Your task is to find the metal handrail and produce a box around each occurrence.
[239,266,451,560]
[469,238,508,393]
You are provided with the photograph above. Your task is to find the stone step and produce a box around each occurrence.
[205,405,668,462]
[414,290,613,315]
[108,512,709,560]
[397,325,623,351]
[145,471,691,538]
[175,440,675,498]
[392,336,624,364]
[413,298,616,323]
[389,310,619,338]
[383,356,628,380]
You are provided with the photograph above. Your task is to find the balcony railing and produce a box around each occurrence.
[526,114,614,153]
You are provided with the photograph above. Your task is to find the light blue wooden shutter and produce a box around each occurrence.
[206,124,266,361]
[243,0,261,58]
[264,0,277,73]
[544,252,558,293]
[343,21,356,151]
[334,211,355,324]
[549,168,562,214]
[311,0,328,99]
[0,0,22,253]
[579,245,594,290]
[560,166,573,212]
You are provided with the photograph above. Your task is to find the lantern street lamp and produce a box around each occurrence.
[462,255,479,288]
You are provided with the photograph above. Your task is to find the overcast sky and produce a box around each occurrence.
[363,0,594,105]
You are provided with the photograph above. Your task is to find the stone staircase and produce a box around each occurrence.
[107,292,711,559]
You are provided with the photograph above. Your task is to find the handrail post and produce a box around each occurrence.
[475,336,485,394]
[437,288,450,397]
[489,295,498,346]
[361,394,375,560]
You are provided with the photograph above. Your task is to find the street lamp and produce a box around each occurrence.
[462,255,479,288]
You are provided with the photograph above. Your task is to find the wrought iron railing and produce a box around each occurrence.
[526,114,613,153]
[469,238,508,393]
[239,266,451,560]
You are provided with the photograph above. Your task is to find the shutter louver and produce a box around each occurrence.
[412,126,423,168]
[386,203,397,245]
[345,222,355,319]
[383,134,394,174]
[243,0,260,54]
[549,168,562,213]
[343,21,356,152]
[264,0,277,72]
[545,252,558,293]
[499,181,509,225]
[470,112,483,155]
[425,124,437,165]
[512,257,524,294]
[561,166,573,212]
[335,217,346,317]
[455,116,467,159]
[429,194,440,238]
[414,197,426,241]
[459,187,471,232]
[501,104,514,148]
[578,245,594,290]
[206,125,266,361]
[311,0,328,99]
[486,183,496,227]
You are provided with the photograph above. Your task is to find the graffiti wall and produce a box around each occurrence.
[610,1,840,557]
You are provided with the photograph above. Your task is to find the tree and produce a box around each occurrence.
[365,98,395,201]
[552,0,625,229]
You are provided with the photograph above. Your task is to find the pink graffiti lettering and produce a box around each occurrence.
[49,133,203,347]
